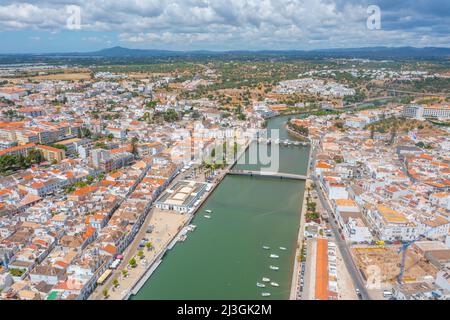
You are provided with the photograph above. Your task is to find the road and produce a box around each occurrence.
[309,146,370,300]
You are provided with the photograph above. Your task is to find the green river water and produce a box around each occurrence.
[132,115,310,300]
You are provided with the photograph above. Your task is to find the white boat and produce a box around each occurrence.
[279,247,287,250]
[256,282,266,288]
[262,277,270,282]
[270,282,279,287]
[270,254,279,259]
[270,265,279,271]
[261,292,271,297]
[204,215,211,219]
[262,246,270,250]
[205,210,212,213]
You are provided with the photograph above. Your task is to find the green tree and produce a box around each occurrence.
[129,257,137,268]
[131,137,139,156]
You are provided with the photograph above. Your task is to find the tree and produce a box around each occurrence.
[131,137,139,156]
[129,257,137,268]
[146,101,157,109]
[112,279,119,288]
[138,250,144,259]
[389,125,398,145]
[145,242,153,251]
[121,269,128,278]
[163,109,179,122]
[191,110,201,119]
[102,289,109,299]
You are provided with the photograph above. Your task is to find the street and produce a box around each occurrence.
[309,146,370,300]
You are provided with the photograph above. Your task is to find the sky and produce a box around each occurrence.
[0,0,449,53]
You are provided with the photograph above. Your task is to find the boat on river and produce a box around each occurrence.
[270,265,279,271]
[270,254,279,259]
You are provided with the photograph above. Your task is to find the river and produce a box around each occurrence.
[132,115,310,300]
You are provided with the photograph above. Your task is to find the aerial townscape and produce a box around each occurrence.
[0,0,449,306]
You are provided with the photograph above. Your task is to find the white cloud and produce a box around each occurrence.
[0,0,448,49]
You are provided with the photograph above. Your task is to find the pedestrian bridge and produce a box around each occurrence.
[228,169,307,180]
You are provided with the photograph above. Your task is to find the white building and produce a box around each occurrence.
[403,104,450,120]
[368,205,418,241]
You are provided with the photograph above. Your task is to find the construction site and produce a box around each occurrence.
[351,245,438,287]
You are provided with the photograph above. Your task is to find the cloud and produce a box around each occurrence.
[0,0,448,50]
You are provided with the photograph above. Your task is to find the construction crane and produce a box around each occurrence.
[397,226,440,284]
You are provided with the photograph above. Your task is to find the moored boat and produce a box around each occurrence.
[261,292,271,297]
[262,277,270,282]
[262,246,270,250]
[270,254,279,259]
[256,282,266,288]
[270,282,279,287]
[269,265,279,270]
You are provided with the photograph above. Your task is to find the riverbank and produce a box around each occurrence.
[285,124,310,142]
[290,178,310,299]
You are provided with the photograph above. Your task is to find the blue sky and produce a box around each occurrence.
[0,0,449,53]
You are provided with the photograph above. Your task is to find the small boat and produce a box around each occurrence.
[279,247,287,250]
[262,246,270,250]
[261,293,271,297]
[256,282,266,288]
[270,282,279,287]
[270,254,279,259]
[205,210,212,213]
[270,265,279,271]
[204,215,211,219]
[262,277,270,282]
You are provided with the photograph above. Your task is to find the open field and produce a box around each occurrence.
[33,72,91,81]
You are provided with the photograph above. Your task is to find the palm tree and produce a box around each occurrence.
[102,289,109,299]
[122,269,128,278]
[145,242,153,251]
[112,279,119,288]
[138,250,144,259]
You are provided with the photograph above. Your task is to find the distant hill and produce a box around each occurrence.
[1,46,450,63]
[65,46,450,60]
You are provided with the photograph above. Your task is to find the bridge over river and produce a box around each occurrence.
[228,169,307,180]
